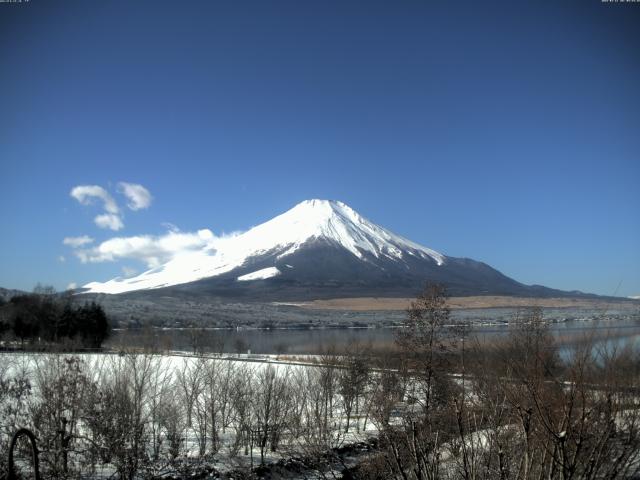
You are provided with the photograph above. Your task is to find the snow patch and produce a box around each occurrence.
[237,267,281,282]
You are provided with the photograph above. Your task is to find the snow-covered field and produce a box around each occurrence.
[0,351,380,479]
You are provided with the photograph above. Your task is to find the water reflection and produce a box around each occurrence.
[107,317,640,356]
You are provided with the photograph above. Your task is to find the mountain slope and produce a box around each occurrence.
[82,199,587,300]
[0,287,26,302]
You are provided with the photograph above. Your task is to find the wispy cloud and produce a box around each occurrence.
[94,213,124,231]
[70,185,119,214]
[66,282,77,290]
[70,182,152,231]
[71,184,123,230]
[63,235,94,248]
[73,229,217,268]
[118,182,153,211]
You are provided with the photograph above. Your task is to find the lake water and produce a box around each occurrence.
[107,315,640,356]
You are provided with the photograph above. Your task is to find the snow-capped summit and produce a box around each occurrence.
[233,199,445,265]
[83,199,445,294]
[82,199,557,299]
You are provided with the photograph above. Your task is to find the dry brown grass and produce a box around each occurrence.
[300,295,636,311]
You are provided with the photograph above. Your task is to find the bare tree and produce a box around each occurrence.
[81,353,155,480]
[229,364,255,459]
[141,356,174,477]
[176,358,203,429]
[199,358,236,455]
[371,283,459,480]
[30,355,90,478]
[252,365,292,464]
[338,342,370,433]
[157,389,186,463]
[0,356,32,477]
[290,364,347,478]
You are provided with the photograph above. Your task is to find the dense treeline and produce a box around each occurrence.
[0,287,110,348]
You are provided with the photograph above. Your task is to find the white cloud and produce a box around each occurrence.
[74,228,217,267]
[118,182,153,211]
[66,282,77,290]
[58,255,66,263]
[70,185,119,214]
[63,235,94,248]
[94,213,125,231]
[71,184,126,230]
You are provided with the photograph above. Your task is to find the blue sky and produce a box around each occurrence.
[1,0,638,296]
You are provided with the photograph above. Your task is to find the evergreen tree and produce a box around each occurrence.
[0,290,111,348]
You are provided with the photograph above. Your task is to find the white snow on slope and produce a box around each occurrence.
[237,267,281,282]
[83,199,445,294]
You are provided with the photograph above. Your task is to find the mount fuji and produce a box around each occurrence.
[81,200,582,300]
